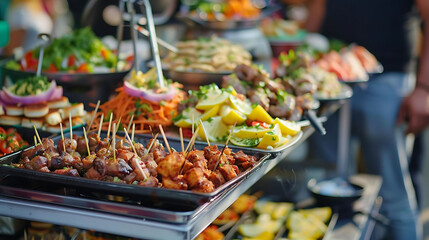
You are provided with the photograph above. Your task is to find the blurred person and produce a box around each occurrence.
[5,0,71,56]
[306,0,429,239]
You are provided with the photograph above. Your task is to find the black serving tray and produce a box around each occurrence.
[0,131,270,205]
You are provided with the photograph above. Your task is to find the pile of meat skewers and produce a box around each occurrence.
[222,64,316,121]
[15,129,259,193]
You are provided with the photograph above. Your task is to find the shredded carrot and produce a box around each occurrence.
[89,84,185,135]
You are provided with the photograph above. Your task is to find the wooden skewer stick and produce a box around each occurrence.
[184,124,200,155]
[179,127,184,154]
[199,119,210,146]
[33,125,42,145]
[158,124,171,154]
[146,133,159,154]
[60,123,66,152]
[107,112,113,139]
[149,125,154,138]
[97,113,104,138]
[213,122,236,172]
[69,113,73,138]
[123,128,137,155]
[191,113,195,134]
[115,116,122,133]
[131,123,135,143]
[124,128,148,180]
[126,114,134,133]
[86,100,100,132]
[83,127,91,156]
[112,123,116,161]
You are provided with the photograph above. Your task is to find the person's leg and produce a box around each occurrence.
[351,73,419,240]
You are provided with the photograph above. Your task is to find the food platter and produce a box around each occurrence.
[166,130,303,158]
[314,83,353,102]
[177,15,262,30]
[0,131,270,204]
[0,65,131,107]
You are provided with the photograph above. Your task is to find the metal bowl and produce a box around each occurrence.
[0,66,130,108]
[307,177,364,207]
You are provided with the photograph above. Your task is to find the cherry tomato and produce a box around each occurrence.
[67,54,76,67]
[0,140,13,154]
[0,127,6,135]
[23,51,38,70]
[47,63,58,72]
[100,48,109,60]
[76,63,89,72]
[182,128,193,139]
[246,120,270,129]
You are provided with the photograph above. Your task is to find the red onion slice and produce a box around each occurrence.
[123,81,177,102]
[2,80,57,105]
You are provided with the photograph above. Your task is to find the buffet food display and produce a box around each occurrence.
[0,1,382,239]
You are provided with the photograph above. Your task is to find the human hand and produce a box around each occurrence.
[397,87,429,134]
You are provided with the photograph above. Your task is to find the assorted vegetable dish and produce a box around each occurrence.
[5,28,130,73]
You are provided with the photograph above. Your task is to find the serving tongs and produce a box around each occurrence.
[116,0,165,88]
[35,33,52,77]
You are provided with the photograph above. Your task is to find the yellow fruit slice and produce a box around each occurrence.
[196,91,230,111]
[174,108,201,127]
[298,207,332,223]
[274,118,301,136]
[200,105,220,121]
[182,107,202,121]
[257,124,281,149]
[275,136,290,148]
[229,95,253,115]
[272,202,294,220]
[247,105,274,124]
[230,136,260,147]
[233,125,271,139]
[198,116,229,142]
[220,105,246,125]
[242,231,275,240]
[255,200,277,215]
[238,223,266,237]
[174,118,193,128]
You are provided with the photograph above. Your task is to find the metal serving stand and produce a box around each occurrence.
[0,123,382,240]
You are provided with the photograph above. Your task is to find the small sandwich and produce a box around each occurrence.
[45,111,62,126]
[0,115,22,126]
[72,116,84,126]
[48,96,70,109]
[5,105,24,116]
[44,124,62,133]
[21,117,44,128]
[24,103,49,118]
[63,103,85,119]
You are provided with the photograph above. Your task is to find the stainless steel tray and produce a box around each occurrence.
[0,175,207,223]
[0,132,270,204]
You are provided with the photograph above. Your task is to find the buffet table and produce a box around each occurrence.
[0,118,382,239]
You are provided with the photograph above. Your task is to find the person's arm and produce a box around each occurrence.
[397,0,429,134]
[304,0,326,32]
